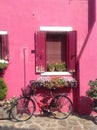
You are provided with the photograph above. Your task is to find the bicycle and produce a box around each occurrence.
[10,80,73,121]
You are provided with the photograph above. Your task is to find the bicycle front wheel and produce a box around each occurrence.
[50,95,72,119]
[11,97,36,121]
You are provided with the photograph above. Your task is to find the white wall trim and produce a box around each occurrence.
[41,72,72,76]
[0,31,8,35]
[40,26,72,32]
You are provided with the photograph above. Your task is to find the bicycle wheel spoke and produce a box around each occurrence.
[11,97,36,121]
[50,95,72,119]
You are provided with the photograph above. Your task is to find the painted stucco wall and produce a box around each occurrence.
[0,0,95,115]
[78,0,97,115]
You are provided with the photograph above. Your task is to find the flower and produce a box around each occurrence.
[86,79,97,98]
[0,60,8,70]
[0,60,9,76]
[36,76,77,89]
[0,97,17,110]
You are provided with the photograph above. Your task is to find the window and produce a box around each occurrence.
[35,31,77,73]
[0,33,9,60]
[46,33,66,64]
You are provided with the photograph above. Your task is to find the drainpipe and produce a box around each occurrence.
[23,48,27,88]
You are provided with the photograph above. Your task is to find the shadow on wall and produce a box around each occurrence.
[80,96,93,115]
[78,0,96,60]
[73,0,96,114]
[88,0,96,30]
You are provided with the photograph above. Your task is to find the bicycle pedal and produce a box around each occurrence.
[34,115,38,117]
[43,109,50,113]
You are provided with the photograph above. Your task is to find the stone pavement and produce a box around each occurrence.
[0,114,97,130]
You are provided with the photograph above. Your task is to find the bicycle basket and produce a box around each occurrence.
[21,85,33,97]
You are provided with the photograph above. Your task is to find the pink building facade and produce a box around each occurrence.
[0,0,97,115]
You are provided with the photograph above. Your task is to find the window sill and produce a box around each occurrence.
[41,72,72,76]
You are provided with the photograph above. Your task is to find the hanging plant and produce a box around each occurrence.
[0,77,8,100]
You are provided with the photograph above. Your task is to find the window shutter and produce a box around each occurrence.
[2,34,9,60]
[35,31,46,73]
[67,31,77,72]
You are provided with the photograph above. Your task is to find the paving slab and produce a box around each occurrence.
[0,114,97,130]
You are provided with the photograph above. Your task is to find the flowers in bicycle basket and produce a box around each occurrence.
[0,97,17,110]
[36,76,77,89]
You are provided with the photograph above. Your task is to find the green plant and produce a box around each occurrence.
[55,62,66,71]
[47,63,56,71]
[46,62,67,72]
[0,60,8,76]
[0,77,8,100]
[48,77,67,87]
[0,63,8,70]
[36,76,77,89]
[86,79,97,98]
[0,97,17,109]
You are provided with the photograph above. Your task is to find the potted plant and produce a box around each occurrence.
[46,63,56,72]
[46,62,67,72]
[86,79,97,112]
[55,62,66,71]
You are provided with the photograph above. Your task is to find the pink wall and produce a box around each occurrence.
[76,0,97,115]
[0,0,95,115]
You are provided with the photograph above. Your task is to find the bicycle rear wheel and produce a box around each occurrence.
[11,97,36,121]
[50,95,72,119]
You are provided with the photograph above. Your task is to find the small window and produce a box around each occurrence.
[35,31,77,73]
[0,34,9,60]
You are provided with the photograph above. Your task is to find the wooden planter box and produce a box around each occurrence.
[0,107,10,119]
[0,108,3,118]
[0,107,17,119]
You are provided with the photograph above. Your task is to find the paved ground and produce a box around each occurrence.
[0,114,97,130]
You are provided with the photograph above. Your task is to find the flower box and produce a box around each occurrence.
[0,97,17,119]
[0,107,11,118]
[0,107,10,118]
[0,108,3,118]
[0,107,17,119]
[34,76,77,89]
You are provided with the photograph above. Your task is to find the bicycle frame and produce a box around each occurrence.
[31,90,54,112]
[30,86,69,113]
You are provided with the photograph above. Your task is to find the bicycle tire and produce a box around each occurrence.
[10,97,36,121]
[49,95,72,119]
